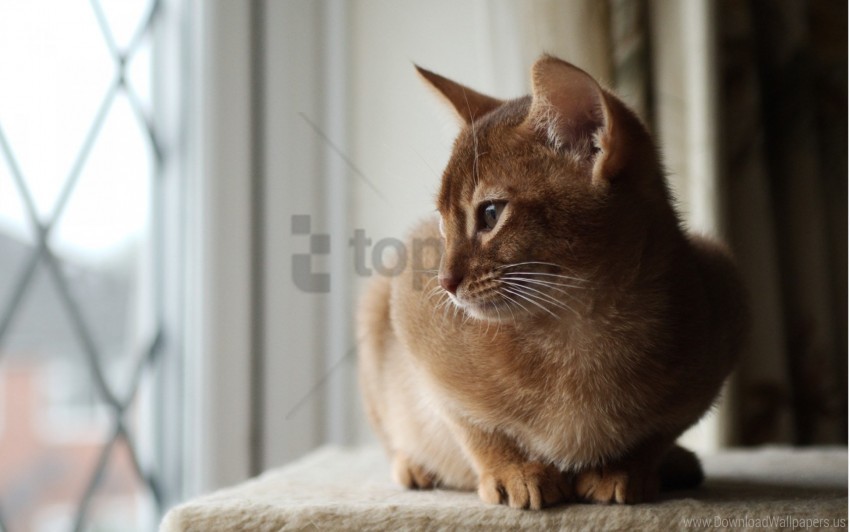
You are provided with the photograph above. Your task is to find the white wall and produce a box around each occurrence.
[349,0,614,254]
[261,0,329,470]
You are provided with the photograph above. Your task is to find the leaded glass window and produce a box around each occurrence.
[0,1,172,530]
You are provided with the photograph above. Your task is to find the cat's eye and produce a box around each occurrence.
[479,201,506,231]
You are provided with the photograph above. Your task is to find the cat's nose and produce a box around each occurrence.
[439,275,463,295]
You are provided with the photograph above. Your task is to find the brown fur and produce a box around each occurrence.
[358,55,748,510]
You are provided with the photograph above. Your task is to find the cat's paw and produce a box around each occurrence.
[392,452,436,489]
[575,467,659,504]
[478,462,572,510]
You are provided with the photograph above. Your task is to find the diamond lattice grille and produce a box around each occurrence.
[0,1,166,530]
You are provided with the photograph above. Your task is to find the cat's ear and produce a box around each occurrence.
[524,55,625,183]
[415,65,504,125]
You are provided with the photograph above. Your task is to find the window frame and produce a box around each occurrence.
[178,0,255,497]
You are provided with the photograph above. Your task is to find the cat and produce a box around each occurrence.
[358,54,748,510]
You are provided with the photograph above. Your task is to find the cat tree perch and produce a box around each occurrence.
[160,446,847,531]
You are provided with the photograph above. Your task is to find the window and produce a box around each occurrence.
[0,1,176,530]
[35,361,111,445]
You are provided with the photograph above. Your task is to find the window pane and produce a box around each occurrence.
[0,1,166,531]
[0,1,113,219]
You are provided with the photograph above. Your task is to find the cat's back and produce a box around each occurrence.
[357,214,441,355]
[356,214,444,413]
[685,234,749,370]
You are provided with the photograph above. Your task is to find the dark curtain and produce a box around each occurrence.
[720,0,847,445]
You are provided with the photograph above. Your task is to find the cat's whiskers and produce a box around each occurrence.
[503,270,591,285]
[499,275,586,308]
[418,271,441,290]
[499,279,570,308]
[498,279,579,318]
[424,279,443,298]
[425,287,443,302]
[497,260,564,270]
[492,304,503,342]
[499,284,559,319]
[501,274,584,290]
[444,299,456,323]
[450,295,462,322]
[434,294,451,310]
[503,281,577,318]
[434,292,454,322]
[429,293,448,323]
[500,289,532,317]
[498,290,518,327]
[424,277,447,309]
[498,261,592,284]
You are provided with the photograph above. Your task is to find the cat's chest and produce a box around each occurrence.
[427,321,642,420]
[427,332,590,412]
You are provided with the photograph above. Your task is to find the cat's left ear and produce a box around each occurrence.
[415,65,504,125]
[523,55,626,184]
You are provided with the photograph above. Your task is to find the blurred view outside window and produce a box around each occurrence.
[0,1,168,530]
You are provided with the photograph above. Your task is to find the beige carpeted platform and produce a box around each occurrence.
[161,446,848,531]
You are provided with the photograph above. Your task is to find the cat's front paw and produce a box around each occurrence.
[392,452,436,489]
[478,462,572,510]
[575,467,659,504]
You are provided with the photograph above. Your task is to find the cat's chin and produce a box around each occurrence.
[458,298,519,324]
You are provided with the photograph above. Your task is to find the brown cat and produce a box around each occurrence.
[358,55,747,510]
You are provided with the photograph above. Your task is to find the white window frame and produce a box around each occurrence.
[180,0,354,498]
[181,0,254,496]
